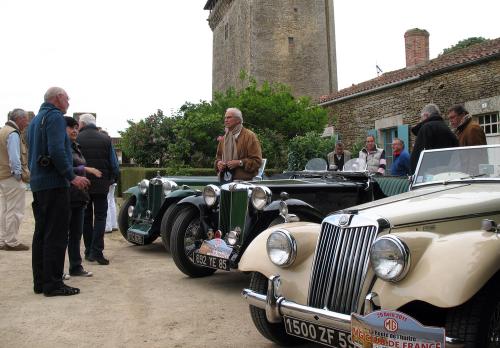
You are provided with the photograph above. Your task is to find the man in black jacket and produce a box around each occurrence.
[410,103,458,174]
[77,114,119,265]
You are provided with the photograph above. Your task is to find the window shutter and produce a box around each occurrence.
[397,125,409,150]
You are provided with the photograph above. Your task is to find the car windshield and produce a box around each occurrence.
[413,145,500,186]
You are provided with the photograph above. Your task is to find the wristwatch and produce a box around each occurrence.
[239,160,243,167]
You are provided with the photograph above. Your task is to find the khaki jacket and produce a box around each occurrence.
[0,121,29,182]
[215,127,263,180]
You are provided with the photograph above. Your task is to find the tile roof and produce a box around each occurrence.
[319,37,500,104]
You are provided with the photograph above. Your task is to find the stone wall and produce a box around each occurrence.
[323,59,500,150]
[209,0,337,98]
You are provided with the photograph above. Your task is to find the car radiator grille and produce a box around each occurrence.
[219,189,248,236]
[307,221,378,315]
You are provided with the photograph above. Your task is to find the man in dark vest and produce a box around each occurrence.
[77,114,119,265]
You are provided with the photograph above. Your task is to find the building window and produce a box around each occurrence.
[380,127,397,168]
[224,22,229,40]
[478,112,500,135]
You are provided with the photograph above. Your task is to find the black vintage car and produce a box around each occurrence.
[169,159,410,278]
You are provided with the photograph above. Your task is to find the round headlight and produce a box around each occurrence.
[162,180,178,196]
[203,185,220,207]
[370,235,410,282]
[266,229,297,267]
[227,227,240,246]
[251,186,272,210]
[127,205,134,218]
[139,179,149,195]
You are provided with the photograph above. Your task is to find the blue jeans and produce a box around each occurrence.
[68,205,85,272]
[83,194,108,258]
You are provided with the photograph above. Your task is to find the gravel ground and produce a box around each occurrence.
[0,192,318,348]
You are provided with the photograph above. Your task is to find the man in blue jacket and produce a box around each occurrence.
[390,138,411,176]
[28,87,89,297]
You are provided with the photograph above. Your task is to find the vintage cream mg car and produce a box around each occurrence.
[241,144,500,348]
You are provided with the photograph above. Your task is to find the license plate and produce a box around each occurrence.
[127,231,145,245]
[284,316,353,348]
[193,252,230,271]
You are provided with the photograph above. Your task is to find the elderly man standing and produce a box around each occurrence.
[390,138,411,176]
[359,135,386,175]
[28,87,89,296]
[215,108,262,183]
[77,114,119,265]
[327,142,351,171]
[447,105,487,146]
[0,109,30,251]
[410,103,458,174]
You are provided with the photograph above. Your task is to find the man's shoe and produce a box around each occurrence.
[85,255,95,262]
[92,256,109,265]
[5,243,29,251]
[70,269,93,277]
[44,284,80,297]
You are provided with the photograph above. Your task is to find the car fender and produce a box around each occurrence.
[123,186,139,198]
[373,230,500,309]
[149,189,199,234]
[239,221,322,304]
[263,199,324,223]
[176,194,217,233]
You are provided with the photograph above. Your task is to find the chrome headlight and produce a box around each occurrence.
[266,229,297,267]
[127,205,134,218]
[139,179,149,195]
[162,180,178,196]
[203,184,220,207]
[251,186,272,210]
[227,227,241,246]
[370,235,410,282]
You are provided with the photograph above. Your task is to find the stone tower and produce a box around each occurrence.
[204,0,338,98]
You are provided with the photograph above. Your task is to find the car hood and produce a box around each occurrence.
[348,183,500,227]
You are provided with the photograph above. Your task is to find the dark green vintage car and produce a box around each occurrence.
[118,173,219,250]
[169,164,410,278]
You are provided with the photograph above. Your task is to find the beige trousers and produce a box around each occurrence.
[0,176,26,247]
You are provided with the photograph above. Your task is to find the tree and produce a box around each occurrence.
[287,132,336,170]
[440,37,487,56]
[119,110,177,167]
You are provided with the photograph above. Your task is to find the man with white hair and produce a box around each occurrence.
[410,103,458,173]
[0,108,30,251]
[77,113,119,265]
[215,107,262,182]
[28,87,90,296]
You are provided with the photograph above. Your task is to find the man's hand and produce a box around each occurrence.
[216,160,226,172]
[71,176,90,190]
[226,160,241,170]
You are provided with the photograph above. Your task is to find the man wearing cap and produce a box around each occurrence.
[215,108,262,183]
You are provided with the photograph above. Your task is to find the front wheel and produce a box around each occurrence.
[248,272,303,346]
[118,195,155,245]
[160,203,182,253]
[445,279,500,347]
[170,206,216,278]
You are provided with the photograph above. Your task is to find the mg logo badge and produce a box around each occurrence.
[384,318,398,332]
[339,214,350,227]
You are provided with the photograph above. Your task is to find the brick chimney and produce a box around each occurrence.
[404,28,429,67]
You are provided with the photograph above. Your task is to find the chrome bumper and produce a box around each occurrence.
[241,275,465,348]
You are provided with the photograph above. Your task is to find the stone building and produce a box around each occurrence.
[204,0,337,98]
[319,29,500,169]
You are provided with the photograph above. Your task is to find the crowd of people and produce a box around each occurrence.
[327,103,487,176]
[0,87,119,297]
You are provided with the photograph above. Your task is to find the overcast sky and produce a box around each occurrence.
[1,0,499,136]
